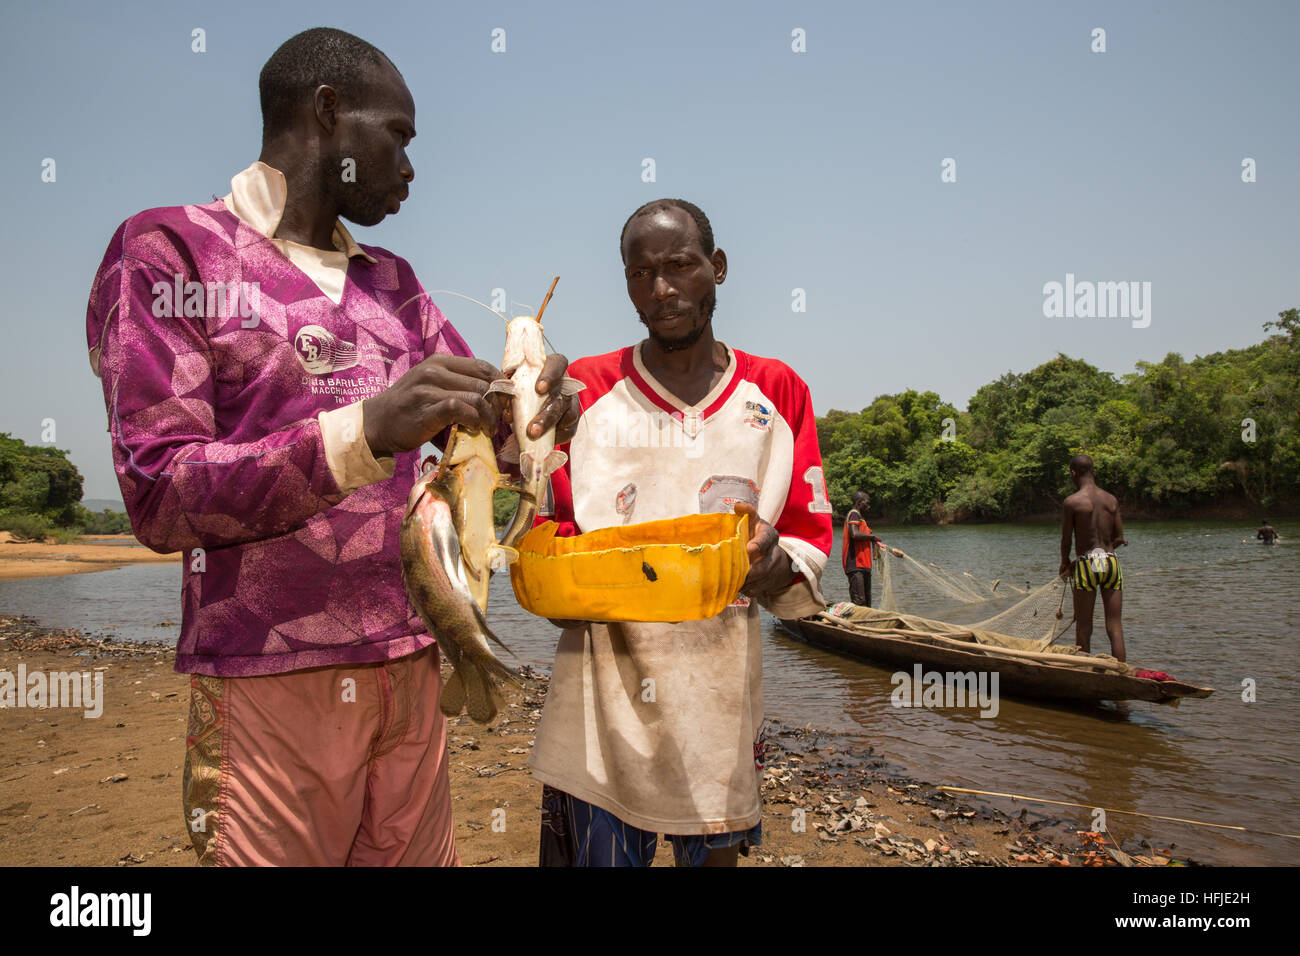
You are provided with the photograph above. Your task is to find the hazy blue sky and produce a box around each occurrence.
[2,0,1296,501]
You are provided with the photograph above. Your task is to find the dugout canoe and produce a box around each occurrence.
[775,613,1214,704]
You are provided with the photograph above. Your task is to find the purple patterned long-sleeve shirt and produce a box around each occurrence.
[86,198,472,676]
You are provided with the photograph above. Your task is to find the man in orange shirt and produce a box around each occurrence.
[843,491,882,606]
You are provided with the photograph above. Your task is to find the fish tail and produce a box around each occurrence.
[436,636,465,717]
[462,661,500,724]
[500,495,539,549]
[439,667,466,717]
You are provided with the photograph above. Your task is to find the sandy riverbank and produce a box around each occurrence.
[0,615,1190,868]
[0,533,177,580]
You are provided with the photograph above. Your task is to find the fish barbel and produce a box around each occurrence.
[489,315,585,548]
[401,454,519,724]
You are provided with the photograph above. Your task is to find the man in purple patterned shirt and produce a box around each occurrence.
[85,28,576,866]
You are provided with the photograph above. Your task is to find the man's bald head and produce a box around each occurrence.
[1069,453,1095,477]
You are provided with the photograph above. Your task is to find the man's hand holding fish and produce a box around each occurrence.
[362,352,578,458]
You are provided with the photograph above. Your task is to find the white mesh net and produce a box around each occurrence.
[876,546,1073,647]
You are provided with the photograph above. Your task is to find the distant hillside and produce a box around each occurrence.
[82,498,126,513]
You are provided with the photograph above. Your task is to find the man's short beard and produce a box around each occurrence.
[649,318,711,352]
[337,184,391,228]
[321,148,391,227]
[640,289,716,352]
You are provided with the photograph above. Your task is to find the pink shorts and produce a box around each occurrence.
[182,646,458,866]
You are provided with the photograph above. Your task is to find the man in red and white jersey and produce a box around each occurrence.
[531,199,833,866]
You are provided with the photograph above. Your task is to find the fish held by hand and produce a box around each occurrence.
[400,458,521,724]
[489,312,584,548]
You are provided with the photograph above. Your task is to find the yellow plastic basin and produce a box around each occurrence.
[510,513,751,622]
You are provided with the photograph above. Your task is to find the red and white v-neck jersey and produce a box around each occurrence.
[545,342,833,615]
[529,342,832,833]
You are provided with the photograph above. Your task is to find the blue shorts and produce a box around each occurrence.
[539,785,762,867]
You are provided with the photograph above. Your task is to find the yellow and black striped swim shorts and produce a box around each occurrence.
[1072,551,1123,591]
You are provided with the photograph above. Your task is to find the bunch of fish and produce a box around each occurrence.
[400,279,583,724]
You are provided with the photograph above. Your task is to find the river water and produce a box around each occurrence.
[2,518,1296,864]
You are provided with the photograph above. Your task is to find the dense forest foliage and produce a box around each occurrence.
[0,434,129,541]
[819,309,1299,522]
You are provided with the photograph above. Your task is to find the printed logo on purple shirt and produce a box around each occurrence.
[294,325,359,375]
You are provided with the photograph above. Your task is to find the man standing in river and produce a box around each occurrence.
[1058,454,1127,662]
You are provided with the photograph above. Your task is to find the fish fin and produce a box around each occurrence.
[519,451,535,477]
[485,378,517,398]
[460,543,484,580]
[543,450,568,475]
[557,377,586,397]
[439,667,466,717]
[430,524,467,594]
[472,602,509,650]
[476,649,524,689]
[487,544,519,571]
[467,629,524,686]
[499,434,521,464]
[496,662,525,686]
[471,605,525,669]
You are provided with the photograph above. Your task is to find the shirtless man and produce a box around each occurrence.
[1256,520,1280,544]
[1058,454,1127,661]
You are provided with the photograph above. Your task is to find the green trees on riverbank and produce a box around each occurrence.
[0,434,128,541]
[6,310,1298,536]
[819,309,1300,521]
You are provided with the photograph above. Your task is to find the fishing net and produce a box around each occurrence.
[876,546,1073,647]
[820,603,1129,673]
[877,547,1027,609]
[971,577,1073,646]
